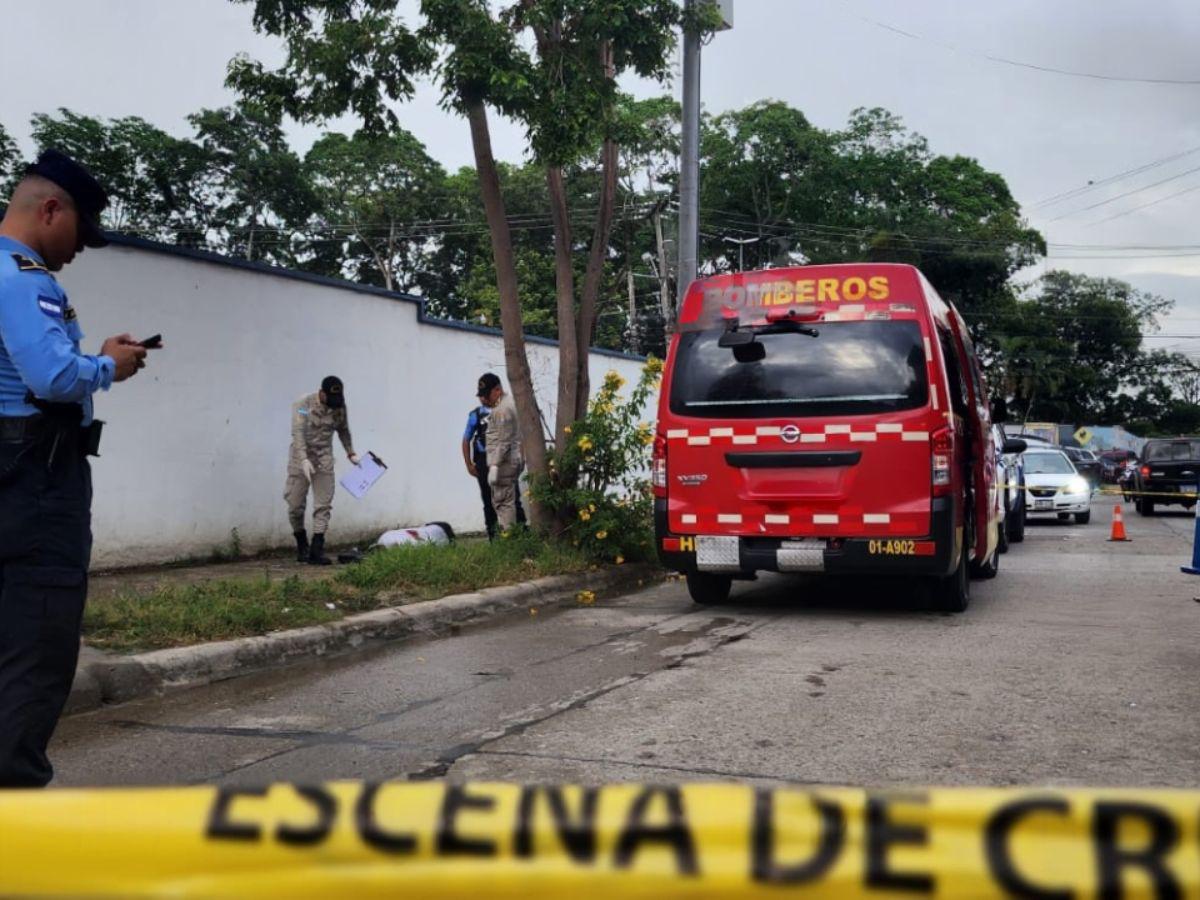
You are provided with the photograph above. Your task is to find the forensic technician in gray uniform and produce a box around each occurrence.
[286,375,358,565]
[0,150,150,787]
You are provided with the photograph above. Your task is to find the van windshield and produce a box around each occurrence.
[669,320,929,419]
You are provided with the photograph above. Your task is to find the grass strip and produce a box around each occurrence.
[83,531,596,653]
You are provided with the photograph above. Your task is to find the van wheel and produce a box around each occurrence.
[997,517,1010,554]
[933,546,970,612]
[1140,499,1155,517]
[1074,510,1091,525]
[1007,498,1026,544]
[686,572,732,605]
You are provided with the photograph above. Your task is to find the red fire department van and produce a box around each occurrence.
[653,263,1003,611]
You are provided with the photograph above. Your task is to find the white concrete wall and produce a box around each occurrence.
[58,240,649,568]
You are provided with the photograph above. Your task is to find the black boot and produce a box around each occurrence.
[307,533,332,566]
[294,530,309,563]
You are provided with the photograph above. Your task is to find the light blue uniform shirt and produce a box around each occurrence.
[0,236,114,425]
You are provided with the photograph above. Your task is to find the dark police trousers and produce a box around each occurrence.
[473,450,525,539]
[0,419,91,787]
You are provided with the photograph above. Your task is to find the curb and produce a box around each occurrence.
[66,564,659,716]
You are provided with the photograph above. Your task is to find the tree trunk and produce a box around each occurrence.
[573,136,619,421]
[573,43,620,421]
[546,165,580,447]
[465,97,548,527]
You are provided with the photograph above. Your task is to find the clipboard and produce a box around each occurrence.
[339,451,387,499]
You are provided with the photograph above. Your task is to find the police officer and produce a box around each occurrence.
[462,373,525,539]
[285,376,358,565]
[0,150,150,787]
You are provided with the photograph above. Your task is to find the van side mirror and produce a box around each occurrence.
[1003,438,1027,455]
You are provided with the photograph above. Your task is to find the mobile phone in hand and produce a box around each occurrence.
[140,334,162,349]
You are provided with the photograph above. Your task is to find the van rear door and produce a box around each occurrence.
[665,318,935,537]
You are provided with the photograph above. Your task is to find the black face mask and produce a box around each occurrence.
[324,392,345,409]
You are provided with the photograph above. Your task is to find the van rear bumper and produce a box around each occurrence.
[655,497,957,578]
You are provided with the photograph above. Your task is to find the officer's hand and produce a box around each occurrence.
[102,334,148,382]
[467,461,478,477]
[302,459,315,481]
[348,452,361,466]
[488,465,500,487]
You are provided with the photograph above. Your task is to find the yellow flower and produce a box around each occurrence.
[577,436,594,452]
[564,425,572,434]
[595,530,608,540]
[576,590,596,605]
[615,555,625,565]
[588,503,596,512]
[644,356,664,376]
[579,509,592,521]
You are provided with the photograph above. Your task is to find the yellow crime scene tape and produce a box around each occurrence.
[1095,486,1200,500]
[1,782,1198,897]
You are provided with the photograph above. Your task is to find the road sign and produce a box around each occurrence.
[1074,426,1093,446]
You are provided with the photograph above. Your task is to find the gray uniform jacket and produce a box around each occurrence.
[289,392,354,473]
[485,393,523,471]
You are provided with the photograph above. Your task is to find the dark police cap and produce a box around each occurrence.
[321,375,345,408]
[477,372,501,397]
[26,149,110,248]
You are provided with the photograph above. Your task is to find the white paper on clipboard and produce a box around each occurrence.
[339,452,387,499]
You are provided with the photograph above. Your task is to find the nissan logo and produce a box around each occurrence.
[781,424,801,444]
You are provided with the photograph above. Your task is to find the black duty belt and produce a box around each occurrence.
[0,414,102,457]
[0,414,47,443]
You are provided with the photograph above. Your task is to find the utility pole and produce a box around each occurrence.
[677,0,733,313]
[677,0,702,310]
[653,204,673,332]
[626,265,641,355]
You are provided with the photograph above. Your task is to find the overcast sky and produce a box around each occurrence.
[5,0,1200,351]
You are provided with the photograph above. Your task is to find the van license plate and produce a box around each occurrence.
[696,535,741,572]
[1035,499,1052,510]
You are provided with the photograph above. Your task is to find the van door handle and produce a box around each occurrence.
[725,451,862,469]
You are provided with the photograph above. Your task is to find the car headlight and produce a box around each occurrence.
[1064,476,1090,495]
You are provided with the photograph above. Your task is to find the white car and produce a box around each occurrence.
[1022,447,1092,524]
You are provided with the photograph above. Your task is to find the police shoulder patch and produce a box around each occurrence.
[298,407,309,417]
[11,253,47,273]
[36,294,64,318]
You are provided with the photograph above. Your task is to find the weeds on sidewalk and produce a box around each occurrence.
[83,530,596,652]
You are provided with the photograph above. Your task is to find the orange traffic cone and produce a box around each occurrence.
[1109,504,1130,542]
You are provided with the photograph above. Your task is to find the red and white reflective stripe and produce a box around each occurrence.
[665,424,931,444]
[672,510,909,532]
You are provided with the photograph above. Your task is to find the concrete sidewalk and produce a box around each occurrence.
[71,555,657,716]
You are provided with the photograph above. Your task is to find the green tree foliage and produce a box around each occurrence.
[27,109,213,245]
[304,129,447,291]
[189,103,316,265]
[996,271,1173,425]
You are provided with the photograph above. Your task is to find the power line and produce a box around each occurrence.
[1031,145,1200,209]
[1045,163,1200,222]
[848,6,1200,86]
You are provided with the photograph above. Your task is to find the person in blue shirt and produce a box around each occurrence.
[461,373,525,539]
[0,150,149,788]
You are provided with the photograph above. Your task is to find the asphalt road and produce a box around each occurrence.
[52,497,1200,788]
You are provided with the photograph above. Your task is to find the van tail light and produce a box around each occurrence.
[652,433,668,497]
[931,426,953,496]
[1141,465,1151,478]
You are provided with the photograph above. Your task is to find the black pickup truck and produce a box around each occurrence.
[1134,438,1200,515]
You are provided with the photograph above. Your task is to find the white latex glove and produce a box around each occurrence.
[488,465,500,487]
[301,459,315,480]
[348,453,361,466]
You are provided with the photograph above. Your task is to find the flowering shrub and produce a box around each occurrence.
[530,358,663,561]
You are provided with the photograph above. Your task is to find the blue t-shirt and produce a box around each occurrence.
[0,237,113,424]
[463,405,490,457]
